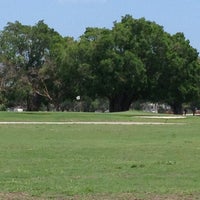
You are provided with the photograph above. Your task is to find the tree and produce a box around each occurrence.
[154,33,200,114]
[0,21,65,110]
[0,22,32,108]
[80,20,147,112]
[49,36,83,110]
[1,17,200,113]
[79,15,170,112]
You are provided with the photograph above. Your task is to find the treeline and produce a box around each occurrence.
[0,15,200,113]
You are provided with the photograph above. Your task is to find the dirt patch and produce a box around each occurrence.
[64,194,199,200]
[145,194,199,200]
[0,121,183,125]
[0,193,43,200]
[0,193,199,200]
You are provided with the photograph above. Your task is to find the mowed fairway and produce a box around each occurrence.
[0,112,200,199]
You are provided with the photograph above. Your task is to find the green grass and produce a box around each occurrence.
[0,110,187,123]
[0,111,134,122]
[0,110,150,122]
[0,111,200,199]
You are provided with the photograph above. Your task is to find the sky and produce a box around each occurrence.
[1,0,200,52]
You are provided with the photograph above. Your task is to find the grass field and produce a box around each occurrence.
[0,111,200,199]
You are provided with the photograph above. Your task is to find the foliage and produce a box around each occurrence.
[153,33,200,113]
[0,21,66,110]
[79,15,200,112]
[0,15,200,112]
[79,17,147,112]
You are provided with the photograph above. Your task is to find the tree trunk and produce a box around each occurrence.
[171,102,183,115]
[109,93,134,112]
[26,93,42,111]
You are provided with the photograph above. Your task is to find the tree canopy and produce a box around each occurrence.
[0,15,200,113]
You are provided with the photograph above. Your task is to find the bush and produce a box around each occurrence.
[0,104,7,111]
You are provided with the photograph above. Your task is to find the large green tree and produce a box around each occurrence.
[79,21,140,111]
[1,16,200,113]
[79,15,170,112]
[0,21,64,110]
[79,15,200,113]
[0,21,31,108]
[153,33,200,114]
